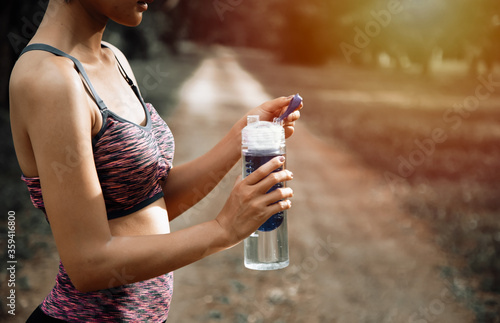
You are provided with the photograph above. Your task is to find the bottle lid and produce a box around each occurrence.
[242,115,284,152]
[274,93,302,125]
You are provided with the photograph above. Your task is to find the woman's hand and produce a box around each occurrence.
[215,156,294,248]
[248,96,303,138]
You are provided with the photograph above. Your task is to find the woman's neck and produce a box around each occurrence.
[32,0,108,62]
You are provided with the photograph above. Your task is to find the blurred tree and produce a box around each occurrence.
[1,0,43,111]
[158,0,190,55]
[334,0,500,74]
[456,0,500,75]
[4,0,499,103]
[278,0,334,65]
[0,1,15,111]
[172,0,346,65]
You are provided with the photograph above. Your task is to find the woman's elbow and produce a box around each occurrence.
[63,254,111,293]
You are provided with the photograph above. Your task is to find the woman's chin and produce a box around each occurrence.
[112,16,143,28]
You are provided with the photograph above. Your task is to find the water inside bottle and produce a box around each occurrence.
[244,219,289,270]
[242,116,289,270]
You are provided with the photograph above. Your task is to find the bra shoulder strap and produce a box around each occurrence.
[100,43,146,105]
[100,43,134,86]
[20,43,107,111]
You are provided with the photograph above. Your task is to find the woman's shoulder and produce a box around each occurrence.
[9,46,97,178]
[11,49,85,102]
[9,47,95,142]
[10,48,88,114]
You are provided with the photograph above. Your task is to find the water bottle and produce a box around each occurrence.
[242,115,289,270]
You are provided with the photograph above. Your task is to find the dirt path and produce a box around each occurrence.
[165,47,475,323]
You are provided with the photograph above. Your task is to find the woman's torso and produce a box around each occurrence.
[12,43,171,235]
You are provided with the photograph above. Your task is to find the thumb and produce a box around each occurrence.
[259,96,293,117]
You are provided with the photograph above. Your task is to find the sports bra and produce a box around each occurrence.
[18,44,175,322]
[20,43,175,220]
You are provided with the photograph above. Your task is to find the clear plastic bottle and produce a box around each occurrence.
[242,115,289,270]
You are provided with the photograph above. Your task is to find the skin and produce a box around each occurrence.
[9,0,301,293]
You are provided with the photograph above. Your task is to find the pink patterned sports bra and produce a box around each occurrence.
[20,43,174,322]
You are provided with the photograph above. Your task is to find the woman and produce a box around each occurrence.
[9,0,301,321]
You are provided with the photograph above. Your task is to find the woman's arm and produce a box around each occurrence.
[163,96,302,220]
[161,115,244,220]
[10,55,294,293]
[102,43,302,221]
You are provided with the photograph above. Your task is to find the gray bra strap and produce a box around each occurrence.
[20,43,107,111]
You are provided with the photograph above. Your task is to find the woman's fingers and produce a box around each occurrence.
[261,187,294,206]
[286,110,301,123]
[260,96,292,116]
[280,98,302,119]
[255,169,293,194]
[283,108,301,138]
[245,187,293,227]
[241,156,293,209]
[216,156,294,244]
[267,199,292,215]
[244,156,286,186]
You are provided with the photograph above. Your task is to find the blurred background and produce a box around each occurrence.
[1,0,500,322]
